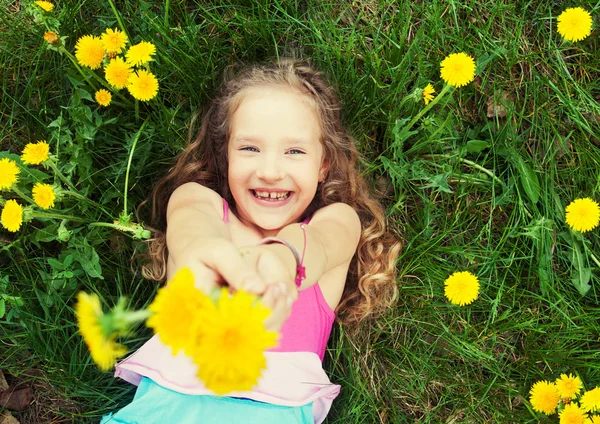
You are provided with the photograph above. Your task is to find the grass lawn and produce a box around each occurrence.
[1,0,600,422]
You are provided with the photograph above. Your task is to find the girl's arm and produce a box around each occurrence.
[166,182,265,293]
[264,202,361,290]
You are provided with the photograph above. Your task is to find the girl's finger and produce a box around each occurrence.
[196,239,266,294]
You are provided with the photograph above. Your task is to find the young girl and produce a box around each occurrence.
[102,59,400,424]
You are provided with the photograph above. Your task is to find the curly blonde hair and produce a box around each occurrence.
[139,59,401,326]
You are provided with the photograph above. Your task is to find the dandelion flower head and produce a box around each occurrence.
[95,89,112,107]
[556,373,583,399]
[32,183,56,210]
[440,52,476,87]
[43,31,59,45]
[557,7,593,42]
[127,69,159,101]
[34,1,54,12]
[585,415,600,424]
[566,198,600,233]
[147,268,212,355]
[125,41,156,66]
[444,270,479,306]
[581,387,600,413]
[104,57,132,89]
[75,292,127,371]
[1,200,23,232]
[0,158,20,190]
[530,380,560,415]
[101,28,128,53]
[21,140,50,165]
[559,402,587,424]
[423,83,435,105]
[191,288,278,395]
[75,35,105,70]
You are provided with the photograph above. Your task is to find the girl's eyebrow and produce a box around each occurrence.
[231,135,311,146]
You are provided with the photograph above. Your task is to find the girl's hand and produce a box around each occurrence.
[175,237,267,295]
[239,245,298,332]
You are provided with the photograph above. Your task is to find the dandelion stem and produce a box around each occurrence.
[62,190,113,218]
[402,84,454,135]
[46,160,77,192]
[106,0,130,41]
[123,119,149,218]
[424,154,508,191]
[58,46,98,91]
[12,187,35,205]
[32,211,86,223]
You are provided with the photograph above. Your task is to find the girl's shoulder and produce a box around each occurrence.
[167,182,224,219]
[310,203,361,231]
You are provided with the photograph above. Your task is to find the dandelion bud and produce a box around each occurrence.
[107,51,118,60]
[43,31,59,45]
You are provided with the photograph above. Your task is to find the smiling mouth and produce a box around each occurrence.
[251,190,291,201]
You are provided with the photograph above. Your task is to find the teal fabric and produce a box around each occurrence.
[101,377,314,424]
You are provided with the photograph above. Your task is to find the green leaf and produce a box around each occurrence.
[572,268,592,296]
[515,154,540,204]
[47,258,64,271]
[466,140,489,153]
[0,299,5,319]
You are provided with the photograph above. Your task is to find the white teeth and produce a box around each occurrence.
[253,190,290,200]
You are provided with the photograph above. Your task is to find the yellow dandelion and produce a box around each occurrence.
[34,1,54,12]
[530,380,560,415]
[585,415,600,424]
[422,83,435,105]
[75,292,127,371]
[104,57,131,89]
[566,198,600,233]
[557,8,593,42]
[125,41,156,66]
[444,271,479,306]
[147,268,212,355]
[190,288,278,395]
[21,140,50,165]
[1,200,23,232]
[75,35,105,70]
[560,402,587,424]
[440,52,476,88]
[101,28,128,53]
[0,158,20,190]
[43,31,59,45]
[32,183,56,209]
[581,387,600,413]
[127,69,159,101]
[95,89,112,107]
[556,373,583,399]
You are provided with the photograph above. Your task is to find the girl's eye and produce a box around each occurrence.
[287,149,305,155]
[240,146,258,152]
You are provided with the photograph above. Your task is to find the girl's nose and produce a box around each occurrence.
[256,156,284,181]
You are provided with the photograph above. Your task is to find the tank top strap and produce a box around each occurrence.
[222,198,229,224]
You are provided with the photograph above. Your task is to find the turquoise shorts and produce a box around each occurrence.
[101,377,313,424]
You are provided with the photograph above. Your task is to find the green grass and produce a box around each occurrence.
[1,0,600,422]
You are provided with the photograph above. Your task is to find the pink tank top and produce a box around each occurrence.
[222,199,335,361]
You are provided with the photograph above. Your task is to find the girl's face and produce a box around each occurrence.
[227,86,327,236]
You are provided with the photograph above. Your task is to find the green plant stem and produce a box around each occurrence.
[424,154,508,191]
[32,211,86,223]
[46,160,77,192]
[164,0,171,27]
[58,47,130,104]
[123,119,149,218]
[12,187,34,205]
[403,84,453,134]
[58,46,98,91]
[107,0,130,40]
[62,191,113,218]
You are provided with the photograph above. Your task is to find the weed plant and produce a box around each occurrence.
[1,0,600,422]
